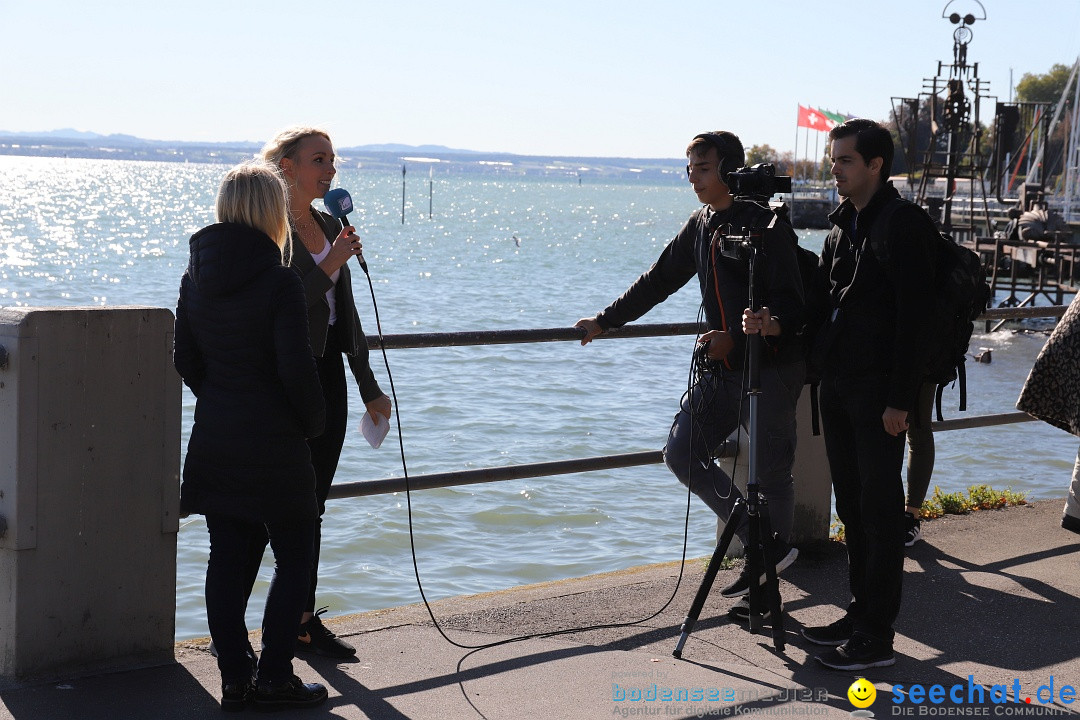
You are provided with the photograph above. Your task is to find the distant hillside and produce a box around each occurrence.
[0,130,685,182]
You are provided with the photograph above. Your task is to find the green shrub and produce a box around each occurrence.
[933,487,971,514]
[832,484,1026,543]
[830,516,845,543]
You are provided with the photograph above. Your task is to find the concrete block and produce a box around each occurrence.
[0,307,180,682]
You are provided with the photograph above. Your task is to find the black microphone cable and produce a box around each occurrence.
[356,255,706,651]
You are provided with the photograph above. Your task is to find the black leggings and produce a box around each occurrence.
[904,381,936,509]
[305,326,349,613]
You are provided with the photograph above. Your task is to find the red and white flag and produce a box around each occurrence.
[797,105,833,132]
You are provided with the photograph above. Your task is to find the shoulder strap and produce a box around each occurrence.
[866,196,910,269]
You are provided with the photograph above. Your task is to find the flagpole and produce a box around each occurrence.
[793,105,801,217]
[814,131,820,185]
[804,126,810,189]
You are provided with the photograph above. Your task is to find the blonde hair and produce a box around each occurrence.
[214,162,290,261]
[260,126,332,169]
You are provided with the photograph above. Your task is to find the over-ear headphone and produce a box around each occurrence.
[689,132,745,184]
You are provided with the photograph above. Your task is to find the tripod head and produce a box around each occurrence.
[712,219,777,391]
[715,216,776,290]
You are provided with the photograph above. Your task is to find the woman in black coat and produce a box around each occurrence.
[174,162,328,711]
[261,126,391,658]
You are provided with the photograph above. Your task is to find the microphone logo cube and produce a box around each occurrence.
[339,196,353,213]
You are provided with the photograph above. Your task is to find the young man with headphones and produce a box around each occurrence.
[575,131,806,619]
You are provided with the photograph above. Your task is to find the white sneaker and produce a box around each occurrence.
[903,512,922,547]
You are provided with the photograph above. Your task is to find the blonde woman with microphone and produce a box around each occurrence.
[261,127,391,658]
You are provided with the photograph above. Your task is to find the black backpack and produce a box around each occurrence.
[868,198,992,420]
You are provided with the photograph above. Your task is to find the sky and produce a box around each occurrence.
[0,0,1078,159]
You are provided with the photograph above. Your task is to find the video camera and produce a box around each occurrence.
[725,163,792,202]
[716,163,790,261]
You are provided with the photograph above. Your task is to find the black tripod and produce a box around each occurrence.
[672,226,787,657]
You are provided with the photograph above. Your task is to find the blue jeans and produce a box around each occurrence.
[205,513,315,684]
[663,361,804,544]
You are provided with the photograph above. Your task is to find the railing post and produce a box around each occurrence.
[0,307,180,682]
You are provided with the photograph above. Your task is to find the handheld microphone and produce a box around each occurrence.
[323,188,367,273]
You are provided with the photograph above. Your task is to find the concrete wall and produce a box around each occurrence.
[791,386,832,543]
[716,384,833,551]
[0,307,180,682]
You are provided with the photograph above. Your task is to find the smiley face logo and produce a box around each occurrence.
[848,678,876,708]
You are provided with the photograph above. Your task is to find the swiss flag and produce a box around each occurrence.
[797,105,832,131]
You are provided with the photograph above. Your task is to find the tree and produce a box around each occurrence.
[746,143,780,166]
[1014,62,1076,187]
[778,150,825,181]
[1016,63,1075,106]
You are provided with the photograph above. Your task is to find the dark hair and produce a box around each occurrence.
[686,131,744,180]
[828,118,893,184]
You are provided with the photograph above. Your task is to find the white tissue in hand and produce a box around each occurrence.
[360,412,390,449]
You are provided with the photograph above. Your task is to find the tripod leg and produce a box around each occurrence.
[745,503,764,633]
[673,501,746,659]
[757,505,786,652]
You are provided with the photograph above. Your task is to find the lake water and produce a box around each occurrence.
[1,155,1074,640]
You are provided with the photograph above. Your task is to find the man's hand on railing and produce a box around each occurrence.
[574,317,604,345]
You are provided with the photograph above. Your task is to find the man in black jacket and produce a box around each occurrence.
[575,131,805,614]
[780,118,936,670]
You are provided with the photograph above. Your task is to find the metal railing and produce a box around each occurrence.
[327,306,1065,501]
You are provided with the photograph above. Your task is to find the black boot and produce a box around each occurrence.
[296,607,356,658]
[253,675,328,712]
[220,678,253,712]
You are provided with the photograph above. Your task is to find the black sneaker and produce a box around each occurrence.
[903,512,922,547]
[727,597,783,622]
[815,632,895,671]
[1063,514,1080,535]
[252,675,328,711]
[800,616,854,646]
[719,537,798,598]
[297,607,356,658]
[221,678,253,712]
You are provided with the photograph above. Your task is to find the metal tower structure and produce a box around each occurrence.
[891,1,993,240]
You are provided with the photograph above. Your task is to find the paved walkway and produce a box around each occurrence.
[1,499,1078,719]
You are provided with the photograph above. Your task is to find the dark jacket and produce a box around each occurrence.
[810,183,937,411]
[596,199,805,369]
[174,222,325,522]
[289,209,383,403]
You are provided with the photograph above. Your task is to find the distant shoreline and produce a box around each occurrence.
[0,132,687,182]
